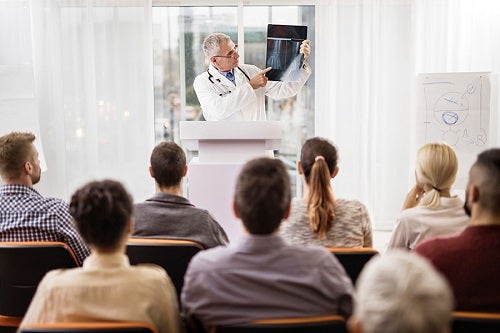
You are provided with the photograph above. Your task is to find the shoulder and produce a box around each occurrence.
[186,246,232,272]
[336,199,368,213]
[239,64,260,75]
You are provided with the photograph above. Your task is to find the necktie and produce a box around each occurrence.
[226,71,236,85]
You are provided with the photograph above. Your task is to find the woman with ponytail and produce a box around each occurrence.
[387,143,469,250]
[280,137,372,247]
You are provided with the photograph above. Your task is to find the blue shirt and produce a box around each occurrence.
[219,70,236,85]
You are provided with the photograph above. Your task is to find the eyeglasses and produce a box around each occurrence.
[213,44,238,59]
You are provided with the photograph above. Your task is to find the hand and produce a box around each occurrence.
[402,185,425,210]
[300,40,311,60]
[249,67,272,90]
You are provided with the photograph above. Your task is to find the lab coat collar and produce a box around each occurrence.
[208,64,238,87]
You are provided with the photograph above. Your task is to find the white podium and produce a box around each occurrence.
[180,121,281,241]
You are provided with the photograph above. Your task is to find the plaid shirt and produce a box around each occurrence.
[0,184,90,265]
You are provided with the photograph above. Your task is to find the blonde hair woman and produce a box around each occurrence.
[387,143,469,250]
[280,137,372,247]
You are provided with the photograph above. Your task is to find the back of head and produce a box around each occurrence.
[416,142,458,208]
[203,33,231,57]
[354,251,453,333]
[0,132,36,181]
[150,141,186,187]
[69,179,133,251]
[469,148,500,216]
[300,137,338,238]
[234,157,291,235]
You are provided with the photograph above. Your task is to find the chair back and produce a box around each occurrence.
[125,238,204,298]
[0,242,79,317]
[213,315,346,333]
[19,322,156,333]
[452,311,500,333]
[326,247,379,284]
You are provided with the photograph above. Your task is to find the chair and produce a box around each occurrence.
[125,238,204,298]
[0,241,79,332]
[326,247,379,284]
[19,322,156,333]
[212,315,346,333]
[452,311,500,333]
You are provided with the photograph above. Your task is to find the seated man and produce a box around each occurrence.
[182,157,354,331]
[20,180,180,333]
[0,131,89,265]
[133,142,228,249]
[348,251,453,333]
[415,148,500,311]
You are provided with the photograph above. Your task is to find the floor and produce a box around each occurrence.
[372,230,392,253]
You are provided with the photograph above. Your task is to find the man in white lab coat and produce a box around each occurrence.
[193,33,312,121]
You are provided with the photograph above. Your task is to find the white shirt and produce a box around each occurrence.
[194,63,312,121]
[387,196,470,251]
[20,252,180,333]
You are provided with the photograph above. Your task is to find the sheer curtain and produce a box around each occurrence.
[29,0,154,202]
[316,0,500,229]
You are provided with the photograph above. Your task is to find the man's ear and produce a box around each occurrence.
[297,161,304,175]
[470,184,480,204]
[148,166,154,178]
[332,166,339,179]
[24,161,32,175]
[347,316,363,333]
[283,201,291,219]
[183,165,188,177]
[232,200,240,218]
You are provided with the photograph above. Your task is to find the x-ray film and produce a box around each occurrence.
[266,24,307,81]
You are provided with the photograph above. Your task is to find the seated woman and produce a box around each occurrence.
[280,137,372,247]
[387,143,469,250]
[20,180,180,333]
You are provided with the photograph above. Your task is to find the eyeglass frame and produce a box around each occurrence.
[212,44,239,59]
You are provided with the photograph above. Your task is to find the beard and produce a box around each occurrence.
[463,189,471,217]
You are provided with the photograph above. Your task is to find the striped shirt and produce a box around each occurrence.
[0,184,90,265]
[280,197,373,248]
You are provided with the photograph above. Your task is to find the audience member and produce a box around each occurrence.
[348,251,453,333]
[415,148,500,311]
[387,142,468,250]
[20,180,180,333]
[133,142,228,248]
[0,131,89,265]
[182,157,354,331]
[280,137,372,247]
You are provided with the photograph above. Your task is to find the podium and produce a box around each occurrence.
[180,121,281,241]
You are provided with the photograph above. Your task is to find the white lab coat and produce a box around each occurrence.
[193,63,312,121]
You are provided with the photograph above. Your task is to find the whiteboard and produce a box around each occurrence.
[416,72,491,188]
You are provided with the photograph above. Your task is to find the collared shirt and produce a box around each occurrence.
[182,234,354,330]
[0,184,90,265]
[20,252,181,333]
[219,69,236,85]
[133,192,228,249]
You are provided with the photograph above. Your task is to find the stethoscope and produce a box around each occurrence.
[207,66,251,96]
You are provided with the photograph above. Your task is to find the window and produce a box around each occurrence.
[152,4,315,194]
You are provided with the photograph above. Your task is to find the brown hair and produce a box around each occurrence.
[150,142,186,187]
[470,148,500,215]
[69,179,133,250]
[300,137,338,239]
[0,132,36,180]
[234,158,291,235]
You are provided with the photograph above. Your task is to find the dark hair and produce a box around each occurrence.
[300,137,338,238]
[150,142,186,187]
[69,180,133,250]
[234,158,291,235]
[470,148,500,215]
[0,132,36,180]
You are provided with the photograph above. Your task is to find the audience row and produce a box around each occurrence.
[0,131,499,333]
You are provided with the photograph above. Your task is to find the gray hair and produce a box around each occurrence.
[354,251,453,333]
[202,33,231,57]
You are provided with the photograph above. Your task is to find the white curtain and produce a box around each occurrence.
[29,0,155,201]
[316,0,500,229]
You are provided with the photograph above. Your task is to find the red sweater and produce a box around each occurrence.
[415,225,500,311]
